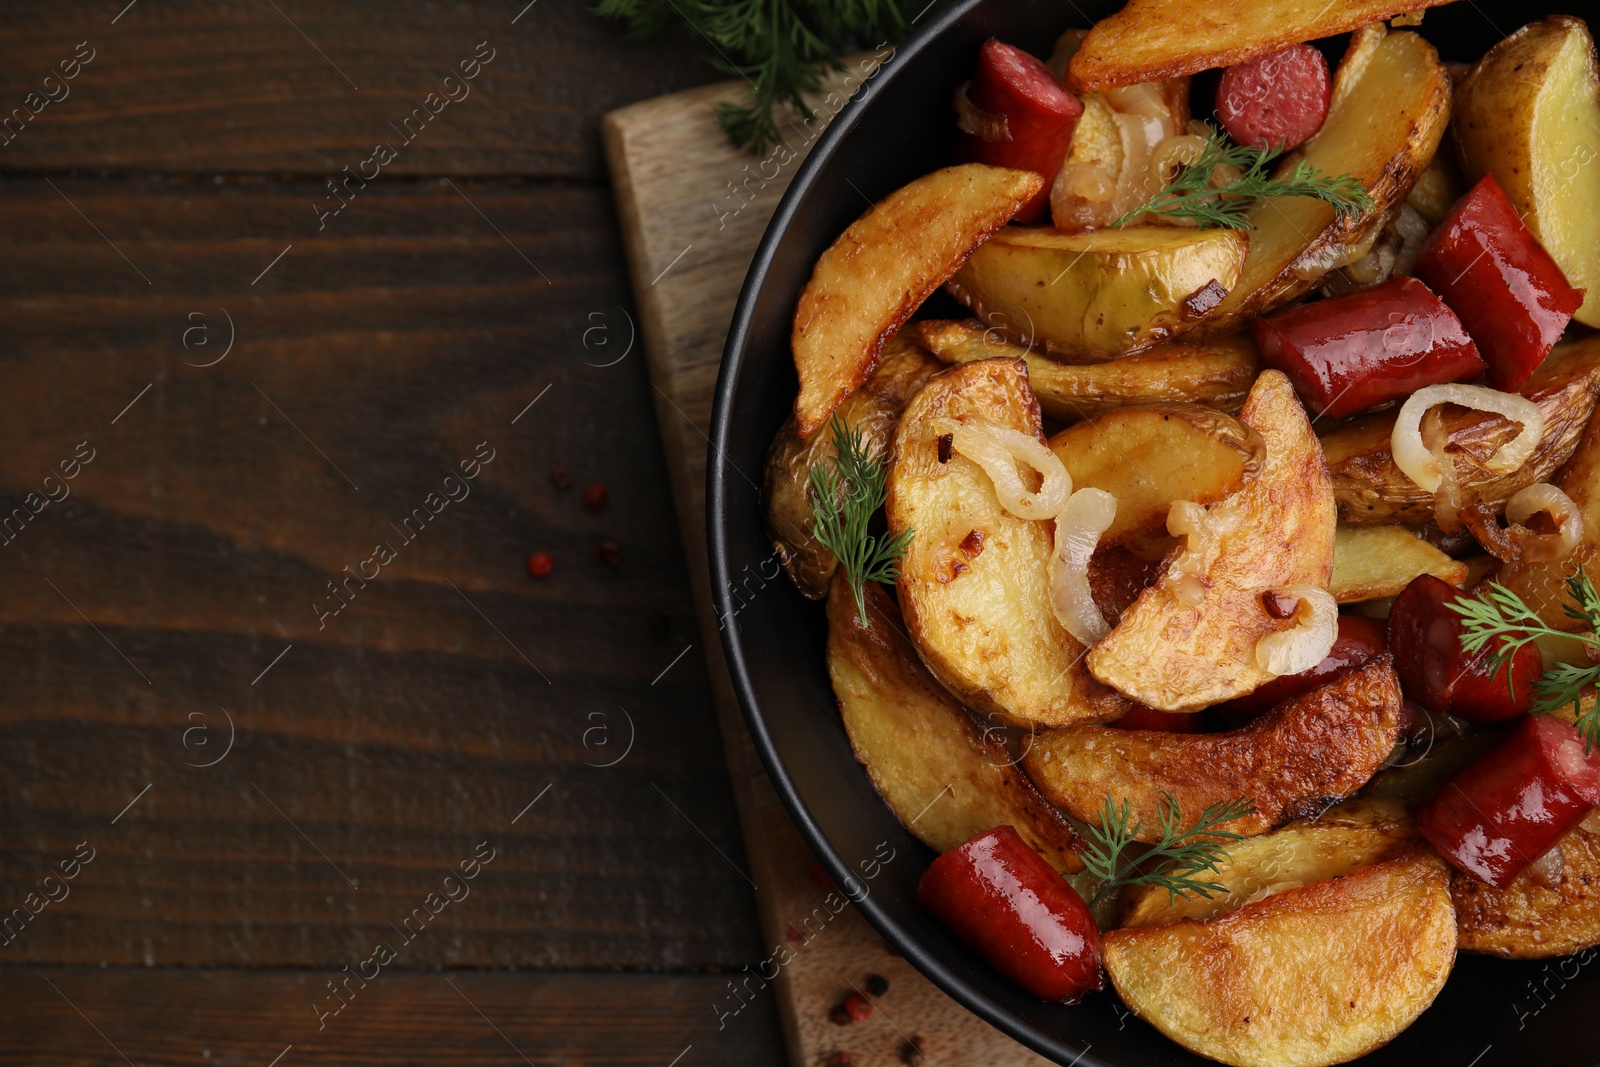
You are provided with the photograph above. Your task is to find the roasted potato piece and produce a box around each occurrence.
[945,225,1249,360]
[791,164,1042,438]
[1088,371,1337,711]
[1195,27,1452,335]
[916,320,1257,421]
[1453,819,1600,958]
[764,337,941,598]
[1500,403,1600,631]
[1104,846,1456,1067]
[1066,0,1456,92]
[1048,405,1264,545]
[1325,335,1600,525]
[825,577,1084,875]
[886,358,1128,728]
[1121,797,1418,927]
[1455,17,1600,328]
[1023,658,1403,843]
[1330,525,1467,604]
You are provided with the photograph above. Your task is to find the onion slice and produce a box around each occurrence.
[948,418,1072,522]
[1392,384,1545,493]
[952,81,1010,143]
[1164,500,1238,609]
[1049,488,1118,645]
[1505,482,1585,564]
[1254,586,1339,677]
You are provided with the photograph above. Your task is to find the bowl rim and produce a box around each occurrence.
[705,2,1108,1061]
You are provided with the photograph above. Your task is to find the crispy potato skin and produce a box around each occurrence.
[1066,0,1454,91]
[1104,848,1456,1067]
[1048,405,1263,545]
[1088,371,1337,711]
[825,578,1084,875]
[1324,336,1600,526]
[887,358,1128,728]
[916,319,1257,421]
[1330,525,1467,604]
[1453,822,1600,959]
[1023,658,1403,843]
[1194,27,1451,335]
[791,164,1041,438]
[764,337,941,599]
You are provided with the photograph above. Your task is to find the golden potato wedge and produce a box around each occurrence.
[1330,525,1468,604]
[1456,17,1600,328]
[791,164,1042,438]
[1196,27,1452,335]
[1121,797,1418,928]
[886,358,1129,728]
[1452,819,1600,958]
[764,336,941,599]
[1088,371,1337,712]
[1103,847,1456,1067]
[825,577,1085,875]
[915,320,1257,421]
[1066,0,1457,92]
[1048,405,1264,545]
[1500,403,1600,630]
[945,225,1249,360]
[1325,335,1600,526]
[1023,657,1403,843]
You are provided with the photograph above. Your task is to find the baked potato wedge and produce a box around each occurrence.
[791,164,1042,438]
[1066,0,1456,92]
[1104,845,1455,1067]
[915,320,1257,421]
[886,358,1129,727]
[1121,797,1418,927]
[1048,405,1264,546]
[1195,26,1452,335]
[1330,525,1467,604]
[1023,657,1403,842]
[1325,335,1600,526]
[825,577,1085,875]
[1455,16,1600,328]
[764,336,941,598]
[1088,371,1337,712]
[945,225,1249,360]
[1452,819,1600,958]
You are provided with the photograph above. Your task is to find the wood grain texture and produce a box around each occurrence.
[0,967,780,1066]
[0,0,713,179]
[0,176,762,970]
[606,67,1051,1067]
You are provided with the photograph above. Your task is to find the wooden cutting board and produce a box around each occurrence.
[603,65,1051,1067]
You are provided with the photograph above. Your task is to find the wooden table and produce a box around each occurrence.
[0,2,787,1062]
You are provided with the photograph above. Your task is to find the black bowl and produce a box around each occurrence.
[708,3,1600,1063]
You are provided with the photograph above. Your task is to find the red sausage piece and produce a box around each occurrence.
[1252,276,1484,420]
[1216,44,1331,150]
[1387,574,1543,723]
[1419,714,1600,888]
[962,40,1084,223]
[917,826,1103,1001]
[1415,173,1584,392]
[1213,614,1389,726]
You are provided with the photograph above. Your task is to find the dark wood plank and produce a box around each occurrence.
[0,0,715,179]
[0,176,760,968]
[0,967,784,1065]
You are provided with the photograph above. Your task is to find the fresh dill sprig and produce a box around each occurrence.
[809,414,913,627]
[1112,124,1375,230]
[1079,791,1256,907]
[1448,571,1600,750]
[591,0,914,152]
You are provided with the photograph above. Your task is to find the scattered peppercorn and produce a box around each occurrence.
[842,993,873,1022]
[527,551,554,578]
[594,540,622,566]
[826,1052,854,1066]
[828,1003,852,1026]
[865,974,889,997]
[550,466,573,489]
[583,483,608,509]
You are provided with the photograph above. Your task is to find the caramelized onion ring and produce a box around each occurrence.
[1505,482,1584,564]
[1392,384,1545,494]
[948,419,1072,522]
[1049,488,1118,645]
[1254,586,1339,677]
